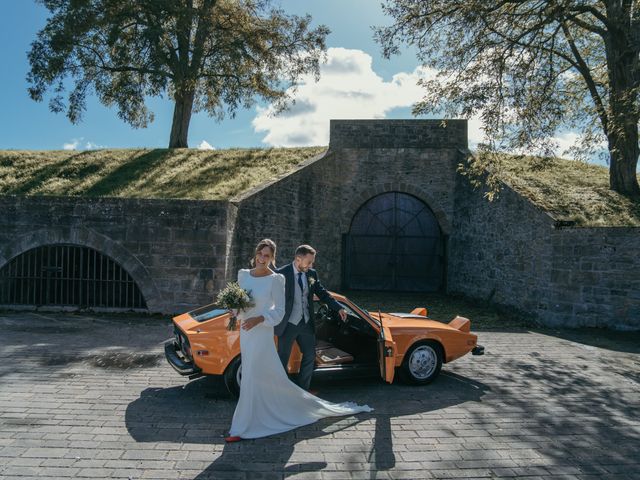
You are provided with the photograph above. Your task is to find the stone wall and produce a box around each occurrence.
[230,119,467,289]
[2,120,636,328]
[448,178,554,317]
[448,177,640,330]
[546,227,640,329]
[329,119,468,149]
[0,196,229,313]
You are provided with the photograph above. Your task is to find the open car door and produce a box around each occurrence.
[377,319,396,384]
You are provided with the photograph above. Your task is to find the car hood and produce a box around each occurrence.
[371,312,459,331]
[172,307,230,335]
[172,312,200,334]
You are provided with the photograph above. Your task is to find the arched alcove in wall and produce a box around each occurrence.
[343,192,445,291]
[0,244,147,309]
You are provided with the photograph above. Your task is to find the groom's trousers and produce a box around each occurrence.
[277,318,316,391]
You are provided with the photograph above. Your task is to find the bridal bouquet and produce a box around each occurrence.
[216,282,253,331]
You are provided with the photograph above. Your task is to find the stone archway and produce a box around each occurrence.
[343,192,445,291]
[0,227,161,311]
[0,244,148,309]
[341,183,451,236]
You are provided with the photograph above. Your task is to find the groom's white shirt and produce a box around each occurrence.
[289,262,309,325]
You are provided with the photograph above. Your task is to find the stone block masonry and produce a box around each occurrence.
[230,119,467,291]
[329,119,468,149]
[0,196,230,313]
[448,177,640,329]
[546,227,640,329]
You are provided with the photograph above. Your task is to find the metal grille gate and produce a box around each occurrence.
[344,192,444,291]
[0,245,147,309]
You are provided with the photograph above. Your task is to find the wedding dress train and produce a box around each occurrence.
[229,269,372,439]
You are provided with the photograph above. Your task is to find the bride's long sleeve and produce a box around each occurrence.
[262,273,286,326]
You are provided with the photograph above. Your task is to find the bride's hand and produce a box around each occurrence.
[242,316,263,331]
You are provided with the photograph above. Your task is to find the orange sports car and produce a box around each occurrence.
[165,292,484,396]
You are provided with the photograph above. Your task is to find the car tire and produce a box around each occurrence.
[399,340,443,385]
[223,355,242,398]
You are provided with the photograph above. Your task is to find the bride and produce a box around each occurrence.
[226,238,372,441]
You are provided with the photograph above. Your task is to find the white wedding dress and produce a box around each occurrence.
[229,269,372,439]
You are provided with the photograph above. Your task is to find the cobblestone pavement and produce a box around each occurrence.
[0,312,639,480]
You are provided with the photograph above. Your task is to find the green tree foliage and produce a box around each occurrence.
[27,0,329,148]
[376,1,639,197]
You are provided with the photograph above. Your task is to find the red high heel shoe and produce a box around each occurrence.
[224,435,242,443]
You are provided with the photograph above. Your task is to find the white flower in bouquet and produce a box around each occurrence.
[216,282,253,331]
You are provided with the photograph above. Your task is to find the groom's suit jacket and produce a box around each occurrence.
[274,263,342,337]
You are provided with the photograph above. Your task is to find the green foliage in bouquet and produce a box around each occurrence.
[216,282,253,331]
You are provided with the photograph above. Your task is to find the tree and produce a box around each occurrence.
[376,1,640,197]
[28,0,329,148]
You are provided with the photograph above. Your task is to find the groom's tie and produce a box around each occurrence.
[298,272,309,323]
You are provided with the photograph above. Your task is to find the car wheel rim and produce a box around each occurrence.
[236,364,242,388]
[408,345,437,380]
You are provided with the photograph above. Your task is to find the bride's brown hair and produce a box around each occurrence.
[250,238,277,268]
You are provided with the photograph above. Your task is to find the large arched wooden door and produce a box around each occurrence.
[344,192,444,291]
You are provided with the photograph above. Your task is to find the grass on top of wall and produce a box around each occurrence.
[0,147,326,200]
[1,147,638,226]
[493,155,640,227]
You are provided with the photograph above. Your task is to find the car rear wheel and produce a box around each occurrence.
[223,356,242,398]
[399,341,443,385]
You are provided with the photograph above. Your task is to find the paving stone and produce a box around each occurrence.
[1,314,638,479]
[5,457,44,467]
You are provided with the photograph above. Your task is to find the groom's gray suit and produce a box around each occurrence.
[274,262,342,391]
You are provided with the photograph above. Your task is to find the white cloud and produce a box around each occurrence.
[84,141,105,150]
[62,139,81,150]
[552,131,608,164]
[555,131,582,154]
[467,116,486,147]
[198,140,215,150]
[252,48,606,165]
[252,47,437,146]
[458,115,607,163]
[62,138,105,150]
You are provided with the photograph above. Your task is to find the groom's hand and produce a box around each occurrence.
[338,308,347,322]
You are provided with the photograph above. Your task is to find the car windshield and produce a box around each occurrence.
[188,305,228,323]
[340,299,380,327]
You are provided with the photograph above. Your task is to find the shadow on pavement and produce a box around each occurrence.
[0,312,172,379]
[473,352,640,474]
[534,327,640,354]
[125,373,489,478]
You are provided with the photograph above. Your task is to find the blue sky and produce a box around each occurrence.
[0,0,607,164]
[0,0,428,150]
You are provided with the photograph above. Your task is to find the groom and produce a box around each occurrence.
[275,244,347,391]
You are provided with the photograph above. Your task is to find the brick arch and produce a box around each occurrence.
[341,183,451,235]
[0,227,162,311]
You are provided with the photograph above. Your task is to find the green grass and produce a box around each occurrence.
[494,155,640,227]
[1,148,639,226]
[0,147,326,200]
[344,290,532,329]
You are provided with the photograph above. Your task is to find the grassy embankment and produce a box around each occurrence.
[1,148,637,225]
[493,155,640,227]
[0,147,326,200]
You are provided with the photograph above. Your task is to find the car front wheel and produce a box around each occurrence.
[223,355,242,398]
[399,341,443,385]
